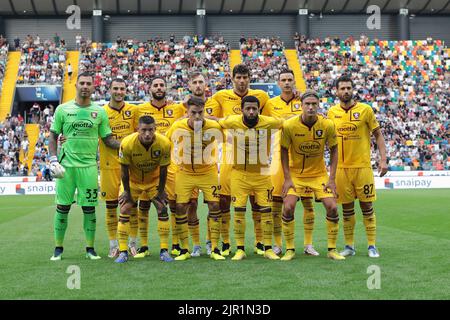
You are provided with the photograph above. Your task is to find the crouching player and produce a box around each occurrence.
[115,115,173,263]
[280,90,345,261]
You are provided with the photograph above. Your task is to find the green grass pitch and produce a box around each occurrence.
[0,189,449,300]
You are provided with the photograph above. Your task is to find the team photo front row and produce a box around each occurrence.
[48,65,387,263]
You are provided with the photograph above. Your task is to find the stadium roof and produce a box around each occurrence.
[0,0,449,16]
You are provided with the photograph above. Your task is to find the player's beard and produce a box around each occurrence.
[341,93,352,103]
[243,115,258,128]
[152,91,166,101]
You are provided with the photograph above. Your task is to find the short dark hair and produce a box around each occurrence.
[186,96,205,108]
[77,72,94,82]
[138,115,155,125]
[241,95,260,109]
[110,78,126,86]
[278,69,294,79]
[335,74,353,89]
[150,76,166,86]
[189,71,206,81]
[232,64,250,78]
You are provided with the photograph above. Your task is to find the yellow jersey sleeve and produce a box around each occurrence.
[205,97,222,118]
[158,134,172,167]
[280,121,292,150]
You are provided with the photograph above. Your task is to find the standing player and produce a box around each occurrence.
[280,90,345,261]
[99,78,139,258]
[327,75,388,258]
[166,97,224,261]
[262,69,318,257]
[115,115,173,263]
[210,64,270,256]
[135,77,185,258]
[218,96,282,261]
[49,72,120,261]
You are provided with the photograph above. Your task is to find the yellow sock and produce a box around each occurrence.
[209,210,221,251]
[129,207,138,239]
[157,216,170,250]
[105,205,118,241]
[272,199,283,247]
[362,208,376,247]
[117,214,130,252]
[176,213,189,250]
[282,215,295,250]
[206,215,211,242]
[260,209,273,248]
[234,209,246,247]
[221,210,231,244]
[138,208,148,247]
[252,210,262,245]
[326,216,339,249]
[188,219,200,246]
[343,207,356,247]
[302,198,315,246]
[170,211,179,246]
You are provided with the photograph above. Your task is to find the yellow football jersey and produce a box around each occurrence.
[135,101,185,135]
[175,98,222,118]
[262,95,302,119]
[218,114,283,172]
[327,102,379,168]
[99,102,138,170]
[166,118,222,174]
[280,115,337,177]
[119,132,171,186]
[211,89,270,117]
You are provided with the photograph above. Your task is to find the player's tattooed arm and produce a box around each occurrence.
[102,134,120,150]
[373,128,388,177]
[153,165,168,212]
[324,145,338,198]
[119,164,133,205]
[48,131,59,157]
[281,146,295,198]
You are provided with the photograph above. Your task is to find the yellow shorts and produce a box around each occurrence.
[231,169,272,208]
[130,181,158,203]
[336,167,376,204]
[175,168,219,204]
[219,163,232,196]
[100,168,121,201]
[287,174,334,200]
[270,160,313,199]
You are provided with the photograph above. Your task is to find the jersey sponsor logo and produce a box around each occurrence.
[334,115,342,118]
[337,123,357,135]
[67,113,77,117]
[232,106,241,114]
[227,97,239,101]
[298,141,321,153]
[91,112,98,119]
[156,119,171,129]
[135,160,159,171]
[72,119,94,131]
[111,121,131,133]
[132,153,143,157]
[295,133,306,137]
[274,107,283,110]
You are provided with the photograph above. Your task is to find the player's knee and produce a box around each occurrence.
[189,198,198,209]
[56,204,71,214]
[283,201,296,216]
[220,195,231,210]
[176,203,188,216]
[326,206,338,219]
[360,201,373,211]
[106,200,118,209]
[81,206,95,214]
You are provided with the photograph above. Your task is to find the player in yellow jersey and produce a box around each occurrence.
[327,75,388,258]
[262,69,318,257]
[210,64,270,256]
[99,78,140,258]
[115,115,173,263]
[172,72,222,257]
[166,97,224,261]
[280,90,345,261]
[218,95,282,261]
[134,77,185,258]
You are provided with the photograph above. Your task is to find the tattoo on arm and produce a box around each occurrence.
[102,135,120,149]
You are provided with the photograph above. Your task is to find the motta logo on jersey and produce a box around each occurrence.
[298,141,321,153]
[111,121,131,133]
[72,119,94,131]
[337,123,357,135]
[156,119,171,128]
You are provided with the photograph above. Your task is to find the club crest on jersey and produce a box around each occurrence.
[206,108,213,115]
[353,112,360,119]
[316,130,323,137]
[294,104,300,110]
[124,110,132,117]
[153,150,161,158]
[166,109,173,116]
[91,112,98,119]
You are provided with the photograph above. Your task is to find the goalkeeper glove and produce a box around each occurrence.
[50,155,65,179]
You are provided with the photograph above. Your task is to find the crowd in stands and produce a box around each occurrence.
[240,37,289,83]
[296,34,450,171]
[0,35,8,93]
[79,35,231,101]
[0,115,27,176]
[16,35,66,85]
